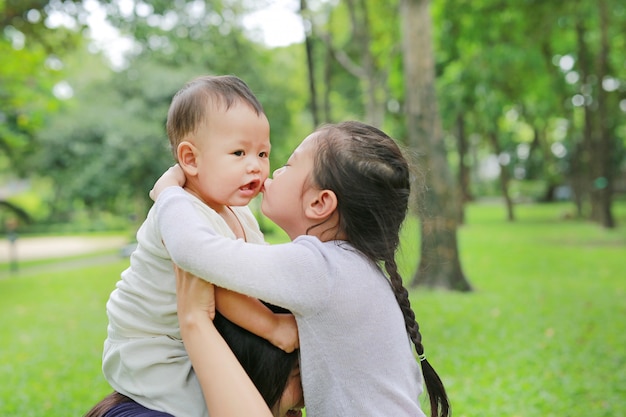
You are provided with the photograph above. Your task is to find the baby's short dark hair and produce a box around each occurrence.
[166,75,264,159]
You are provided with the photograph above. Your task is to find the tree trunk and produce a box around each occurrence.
[401,0,471,291]
[488,130,515,221]
[575,18,595,220]
[323,39,332,123]
[332,0,385,126]
[575,4,616,228]
[529,125,560,202]
[589,0,615,228]
[300,0,319,126]
[456,112,471,224]
[570,141,586,217]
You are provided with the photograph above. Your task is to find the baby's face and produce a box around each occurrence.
[188,102,271,209]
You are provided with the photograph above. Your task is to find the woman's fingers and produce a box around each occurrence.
[175,264,216,321]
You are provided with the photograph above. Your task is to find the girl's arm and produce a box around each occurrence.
[175,265,273,417]
[154,185,330,314]
[150,165,297,348]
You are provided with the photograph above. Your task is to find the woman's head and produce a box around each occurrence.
[214,306,303,417]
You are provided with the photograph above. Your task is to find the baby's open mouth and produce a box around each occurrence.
[241,179,260,191]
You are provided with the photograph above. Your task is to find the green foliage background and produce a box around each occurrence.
[2,0,625,232]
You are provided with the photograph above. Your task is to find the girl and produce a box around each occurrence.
[152,121,450,417]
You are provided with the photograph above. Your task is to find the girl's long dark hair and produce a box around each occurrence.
[312,121,450,417]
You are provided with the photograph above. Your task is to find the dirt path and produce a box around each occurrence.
[0,235,129,262]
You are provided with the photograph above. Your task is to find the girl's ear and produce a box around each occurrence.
[305,189,338,220]
[177,141,199,176]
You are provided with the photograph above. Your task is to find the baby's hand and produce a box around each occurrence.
[150,164,186,201]
[271,314,300,353]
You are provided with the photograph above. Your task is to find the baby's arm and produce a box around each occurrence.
[215,287,299,353]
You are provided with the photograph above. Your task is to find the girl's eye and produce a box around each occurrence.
[233,150,244,156]
[259,151,269,158]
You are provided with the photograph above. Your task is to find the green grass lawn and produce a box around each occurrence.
[0,260,130,416]
[399,202,626,417]
[1,201,624,417]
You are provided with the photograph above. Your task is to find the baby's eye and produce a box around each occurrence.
[233,150,244,156]
[259,151,269,158]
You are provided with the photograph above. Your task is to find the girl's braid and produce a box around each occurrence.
[385,259,450,417]
[384,259,424,354]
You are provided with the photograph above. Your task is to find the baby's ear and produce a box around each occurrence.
[177,141,199,176]
[305,189,338,220]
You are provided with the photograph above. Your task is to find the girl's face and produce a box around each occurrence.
[261,133,319,240]
[273,364,304,417]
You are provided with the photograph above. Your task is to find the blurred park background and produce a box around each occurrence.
[1,0,625,416]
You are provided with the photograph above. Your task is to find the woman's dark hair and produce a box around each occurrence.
[84,304,298,417]
[311,121,450,417]
[83,392,133,417]
[213,304,298,409]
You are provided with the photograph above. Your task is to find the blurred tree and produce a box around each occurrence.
[0,0,84,175]
[295,0,403,137]
[0,0,88,228]
[434,0,625,227]
[32,55,179,222]
[299,0,320,126]
[29,0,308,224]
[97,0,308,159]
[402,0,471,291]
[6,0,624,234]
[570,0,621,228]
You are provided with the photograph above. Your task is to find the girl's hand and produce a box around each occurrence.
[175,265,216,331]
[149,164,186,201]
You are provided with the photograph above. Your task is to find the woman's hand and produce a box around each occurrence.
[174,265,273,417]
[149,164,186,201]
[175,265,216,335]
